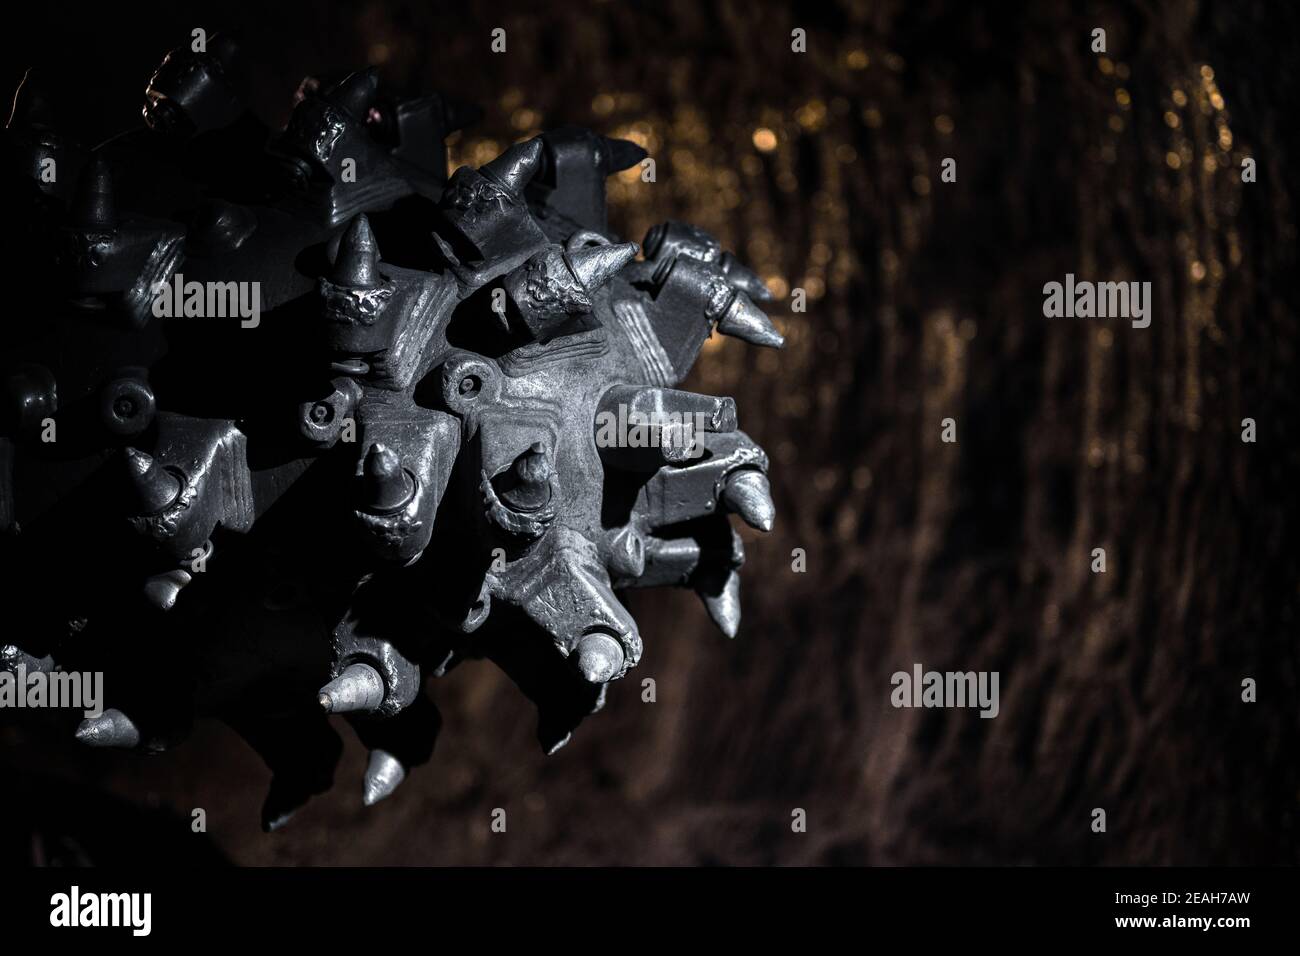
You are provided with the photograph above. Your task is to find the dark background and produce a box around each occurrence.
[1,0,1297,865]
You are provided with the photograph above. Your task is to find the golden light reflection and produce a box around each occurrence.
[752,127,778,152]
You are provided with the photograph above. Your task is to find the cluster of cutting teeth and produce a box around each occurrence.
[0,37,786,828]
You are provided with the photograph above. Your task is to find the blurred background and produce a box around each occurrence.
[1,0,1297,865]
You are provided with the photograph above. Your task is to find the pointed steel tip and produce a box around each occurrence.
[74,709,140,749]
[362,750,406,806]
[701,571,742,638]
[123,446,153,476]
[721,254,777,302]
[143,571,189,612]
[333,213,381,288]
[326,67,379,119]
[743,281,778,304]
[361,443,413,513]
[515,445,552,484]
[742,275,778,302]
[723,470,776,532]
[344,211,374,240]
[317,661,385,715]
[481,136,544,195]
[574,632,624,684]
[124,447,182,515]
[600,136,647,174]
[364,442,399,476]
[569,241,638,292]
[717,292,785,348]
[545,732,573,756]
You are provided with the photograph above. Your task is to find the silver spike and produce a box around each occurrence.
[568,241,638,291]
[143,568,193,611]
[318,661,385,714]
[721,253,776,302]
[700,569,742,638]
[334,214,381,288]
[124,447,182,515]
[362,443,414,514]
[573,632,623,684]
[362,749,407,806]
[600,136,647,174]
[75,708,141,749]
[722,470,775,532]
[480,136,544,195]
[716,291,784,348]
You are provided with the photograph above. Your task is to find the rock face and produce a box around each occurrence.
[2,2,1297,866]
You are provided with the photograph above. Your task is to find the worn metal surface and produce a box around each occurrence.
[0,37,784,830]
